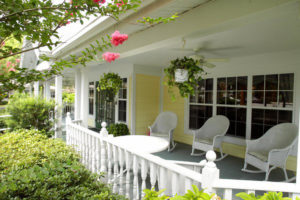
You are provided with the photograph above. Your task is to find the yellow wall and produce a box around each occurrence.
[135,74,160,135]
[163,83,193,145]
[128,75,132,131]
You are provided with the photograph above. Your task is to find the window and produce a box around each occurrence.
[251,73,294,139]
[252,73,294,108]
[118,78,127,122]
[216,76,248,138]
[88,82,94,115]
[189,78,213,129]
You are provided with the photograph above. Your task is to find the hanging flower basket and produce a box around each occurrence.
[164,56,212,100]
[98,72,122,97]
[174,69,188,83]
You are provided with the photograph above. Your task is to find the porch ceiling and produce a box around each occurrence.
[118,2,300,67]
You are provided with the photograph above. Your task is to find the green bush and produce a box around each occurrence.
[5,93,55,137]
[62,92,75,104]
[0,129,126,200]
[108,123,130,137]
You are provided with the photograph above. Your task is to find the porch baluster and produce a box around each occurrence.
[95,138,101,174]
[184,178,193,193]
[125,151,132,199]
[113,145,119,193]
[224,189,232,200]
[171,172,179,197]
[100,122,108,173]
[118,147,125,195]
[132,155,139,200]
[150,163,157,190]
[159,167,168,196]
[141,159,148,198]
[91,136,96,173]
[107,142,113,183]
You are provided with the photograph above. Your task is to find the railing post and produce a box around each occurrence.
[100,122,108,173]
[202,150,219,194]
[66,112,72,145]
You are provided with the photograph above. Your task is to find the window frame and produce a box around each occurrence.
[116,78,128,124]
[88,81,95,116]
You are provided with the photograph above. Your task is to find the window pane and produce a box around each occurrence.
[217,107,226,116]
[217,78,226,90]
[265,74,278,90]
[279,91,293,108]
[118,101,126,122]
[227,121,236,136]
[251,124,264,139]
[237,76,247,90]
[205,79,213,90]
[190,95,196,103]
[279,73,293,90]
[226,91,236,105]
[226,107,236,121]
[205,92,213,104]
[227,77,236,91]
[265,91,278,107]
[278,110,292,123]
[217,91,226,104]
[198,79,205,91]
[237,91,247,105]
[252,91,264,106]
[252,109,264,124]
[236,108,246,122]
[236,122,246,137]
[189,105,212,129]
[253,75,264,90]
[264,110,278,125]
[197,92,205,104]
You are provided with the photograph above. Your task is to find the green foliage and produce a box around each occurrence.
[0,129,126,200]
[5,93,55,137]
[164,57,207,100]
[63,92,75,103]
[236,192,292,200]
[0,129,79,174]
[143,188,169,200]
[108,123,130,137]
[143,185,213,200]
[98,72,123,96]
[137,14,178,25]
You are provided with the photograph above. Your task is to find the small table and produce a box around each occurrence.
[110,135,169,153]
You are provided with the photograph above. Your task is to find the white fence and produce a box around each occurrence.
[65,114,300,199]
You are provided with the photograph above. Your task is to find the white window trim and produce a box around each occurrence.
[115,77,129,125]
[184,73,296,141]
[88,81,95,118]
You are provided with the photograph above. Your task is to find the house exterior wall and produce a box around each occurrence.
[162,49,300,171]
[135,74,160,135]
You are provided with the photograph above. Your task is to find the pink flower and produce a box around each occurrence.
[111,30,128,46]
[102,52,120,63]
[0,41,4,47]
[6,61,11,67]
[93,0,105,4]
[8,68,16,72]
[116,0,126,7]
[16,59,20,63]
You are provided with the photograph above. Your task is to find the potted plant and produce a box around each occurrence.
[164,56,214,99]
[107,123,130,137]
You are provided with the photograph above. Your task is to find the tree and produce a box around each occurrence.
[0,0,177,103]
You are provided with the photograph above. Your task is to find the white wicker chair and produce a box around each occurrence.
[242,123,298,181]
[191,115,230,161]
[149,111,177,152]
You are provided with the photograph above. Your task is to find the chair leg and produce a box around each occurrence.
[283,168,289,182]
[168,140,176,152]
[215,147,228,161]
[265,166,276,181]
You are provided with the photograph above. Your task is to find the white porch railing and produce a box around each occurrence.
[65,113,300,199]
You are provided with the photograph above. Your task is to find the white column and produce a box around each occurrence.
[44,81,51,100]
[55,75,63,138]
[33,81,39,97]
[75,69,81,120]
[80,70,88,127]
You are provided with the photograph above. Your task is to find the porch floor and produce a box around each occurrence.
[153,142,296,182]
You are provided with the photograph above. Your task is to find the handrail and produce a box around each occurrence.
[69,122,203,182]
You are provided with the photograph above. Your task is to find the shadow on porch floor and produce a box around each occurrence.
[152,142,296,182]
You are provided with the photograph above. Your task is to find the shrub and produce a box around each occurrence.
[108,123,130,137]
[5,93,55,137]
[0,129,126,200]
